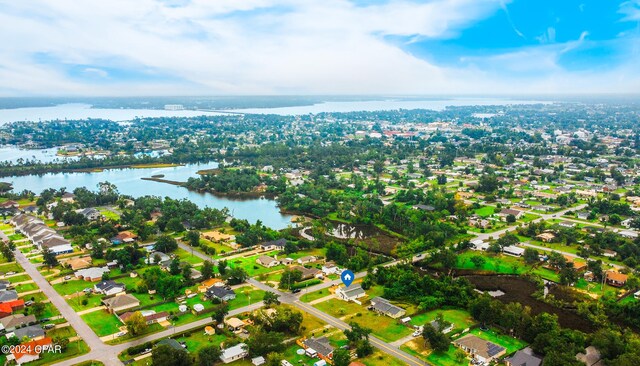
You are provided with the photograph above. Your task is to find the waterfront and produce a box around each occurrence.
[1,162,294,230]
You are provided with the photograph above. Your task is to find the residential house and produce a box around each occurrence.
[259,238,286,251]
[504,348,543,366]
[619,230,638,239]
[303,337,334,360]
[369,297,406,319]
[498,208,524,220]
[75,267,110,282]
[335,284,366,302]
[206,286,236,301]
[145,251,170,264]
[290,265,322,280]
[94,280,126,296]
[576,211,590,220]
[536,232,556,243]
[0,314,37,332]
[256,255,280,268]
[111,231,137,244]
[61,192,76,203]
[429,319,454,334]
[413,204,436,212]
[0,300,25,317]
[297,256,317,265]
[605,271,628,287]
[281,258,294,266]
[157,338,186,352]
[76,208,101,221]
[453,334,506,363]
[321,262,338,276]
[252,357,266,366]
[7,337,52,365]
[470,239,490,251]
[558,221,576,228]
[102,294,140,313]
[119,310,169,325]
[0,290,18,303]
[503,245,525,257]
[65,256,92,271]
[225,317,246,332]
[220,343,248,364]
[40,236,73,255]
[9,325,45,341]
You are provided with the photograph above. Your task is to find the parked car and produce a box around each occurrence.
[64,275,72,280]
[24,300,34,306]
[292,288,301,293]
[43,324,55,330]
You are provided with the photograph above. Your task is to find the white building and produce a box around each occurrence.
[220,343,248,364]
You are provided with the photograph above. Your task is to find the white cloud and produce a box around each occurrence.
[0,0,638,96]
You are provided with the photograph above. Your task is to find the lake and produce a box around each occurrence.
[0,103,230,125]
[2,162,295,230]
[0,98,552,124]
[226,98,551,115]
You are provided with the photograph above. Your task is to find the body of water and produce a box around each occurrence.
[0,103,230,124]
[0,146,79,164]
[226,98,551,115]
[2,162,294,230]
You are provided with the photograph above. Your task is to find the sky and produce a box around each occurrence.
[0,0,639,96]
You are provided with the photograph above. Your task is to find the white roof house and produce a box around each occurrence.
[503,245,525,257]
[220,343,248,364]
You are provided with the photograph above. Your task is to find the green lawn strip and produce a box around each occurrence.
[299,288,331,303]
[46,325,78,339]
[99,210,120,221]
[314,299,412,342]
[358,350,410,366]
[174,248,205,265]
[68,294,104,312]
[174,331,228,354]
[456,251,528,274]
[106,323,165,344]
[408,309,475,333]
[474,206,495,217]
[0,262,23,273]
[469,328,527,354]
[72,361,105,366]
[7,274,31,283]
[29,340,90,366]
[81,310,123,336]
[15,282,39,293]
[53,280,93,296]
[229,287,266,310]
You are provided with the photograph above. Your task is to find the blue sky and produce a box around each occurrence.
[0,0,638,95]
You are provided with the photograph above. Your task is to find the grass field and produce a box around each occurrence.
[68,293,103,312]
[314,299,412,342]
[300,288,332,303]
[14,282,38,293]
[455,251,528,274]
[409,309,475,333]
[474,206,495,217]
[469,327,527,354]
[229,286,266,310]
[54,279,93,296]
[99,209,120,221]
[81,310,123,336]
[30,340,90,366]
[0,262,23,273]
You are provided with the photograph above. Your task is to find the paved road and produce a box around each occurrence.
[246,279,425,366]
[470,204,588,242]
[14,250,120,366]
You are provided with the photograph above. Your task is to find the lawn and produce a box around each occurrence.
[68,293,104,312]
[300,288,331,303]
[7,274,31,283]
[469,327,527,354]
[14,282,38,293]
[474,206,495,217]
[359,350,409,366]
[175,329,228,354]
[456,251,528,275]
[0,262,23,273]
[81,310,123,336]
[30,340,90,366]
[174,248,205,265]
[229,286,266,310]
[314,299,412,342]
[99,209,120,221]
[53,280,93,296]
[409,309,475,334]
[401,340,463,366]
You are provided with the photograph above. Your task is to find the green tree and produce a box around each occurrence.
[201,260,214,280]
[197,345,222,366]
[523,248,540,264]
[422,323,450,352]
[279,269,303,290]
[263,292,281,307]
[155,235,178,253]
[185,230,200,247]
[152,344,192,366]
[333,348,351,366]
[125,311,148,336]
[42,247,59,268]
[470,255,486,269]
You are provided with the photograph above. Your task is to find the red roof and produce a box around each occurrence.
[12,337,53,361]
[4,299,24,309]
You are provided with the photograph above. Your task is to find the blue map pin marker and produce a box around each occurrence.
[341,269,355,287]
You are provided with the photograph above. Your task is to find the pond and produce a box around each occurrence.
[1,162,294,230]
[463,275,594,333]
